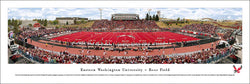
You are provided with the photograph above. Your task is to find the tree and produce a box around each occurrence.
[149,16,152,20]
[56,26,59,29]
[8,19,22,34]
[146,13,149,20]
[8,19,11,26]
[53,20,59,25]
[81,19,85,24]
[74,19,77,25]
[176,17,180,25]
[186,19,190,24]
[8,27,11,32]
[37,19,42,24]
[152,15,156,21]
[41,19,44,25]
[66,21,69,25]
[28,24,32,27]
[35,19,48,26]
[177,17,180,22]
[48,20,53,25]
[44,19,47,26]
[76,21,81,25]
[155,15,159,21]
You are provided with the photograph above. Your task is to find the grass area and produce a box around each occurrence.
[212,21,242,29]
[78,21,95,28]
[168,23,189,28]
[215,22,239,26]
[155,22,169,28]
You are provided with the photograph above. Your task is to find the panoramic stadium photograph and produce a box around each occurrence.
[8,8,242,64]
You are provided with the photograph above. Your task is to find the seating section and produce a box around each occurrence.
[91,20,160,29]
[18,45,235,64]
[182,24,218,35]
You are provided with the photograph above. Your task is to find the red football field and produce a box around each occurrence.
[51,31,199,43]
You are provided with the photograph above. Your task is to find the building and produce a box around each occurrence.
[56,17,88,25]
[111,14,139,20]
[157,11,161,18]
[19,20,38,28]
[216,19,224,22]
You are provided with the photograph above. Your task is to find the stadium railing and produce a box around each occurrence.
[17,49,44,63]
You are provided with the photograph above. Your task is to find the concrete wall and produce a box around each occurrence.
[19,20,37,28]
[58,20,74,25]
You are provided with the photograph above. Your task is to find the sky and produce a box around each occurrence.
[8,8,242,20]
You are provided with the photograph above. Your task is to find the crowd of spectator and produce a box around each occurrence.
[9,54,34,64]
[182,24,218,35]
[17,27,81,41]
[216,28,237,42]
[222,30,234,40]
[12,20,239,64]
[92,20,160,30]
[17,44,235,64]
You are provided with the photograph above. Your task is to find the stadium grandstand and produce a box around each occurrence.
[111,14,139,20]
[8,13,242,64]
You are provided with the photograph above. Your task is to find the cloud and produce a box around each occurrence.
[8,8,242,20]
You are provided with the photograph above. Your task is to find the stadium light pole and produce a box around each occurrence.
[148,9,152,16]
[99,8,102,20]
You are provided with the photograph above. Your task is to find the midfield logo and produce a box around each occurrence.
[233,65,242,73]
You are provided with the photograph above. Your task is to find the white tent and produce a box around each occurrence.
[218,40,230,47]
